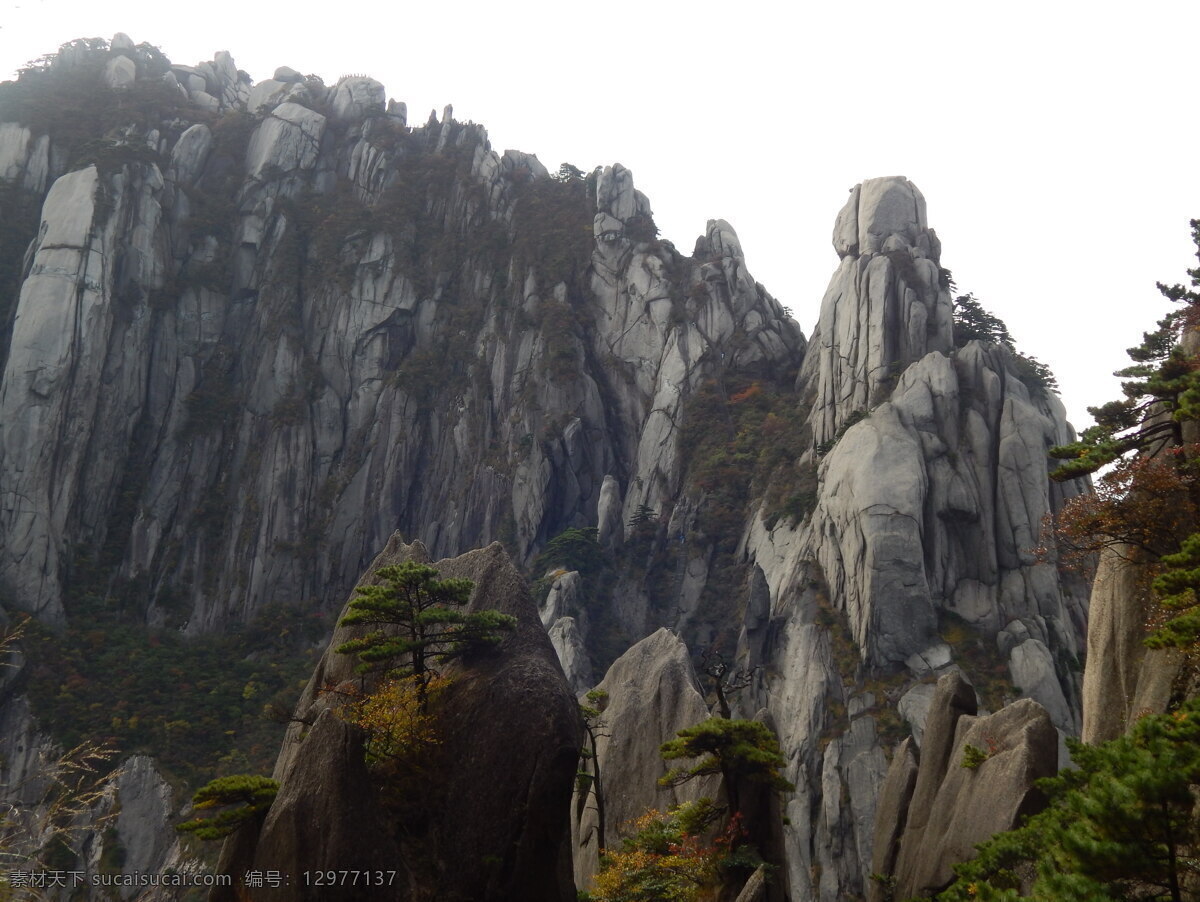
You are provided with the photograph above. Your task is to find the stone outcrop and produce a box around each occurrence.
[0,36,802,636]
[1081,544,1184,743]
[219,535,581,901]
[869,674,1058,900]
[0,37,1094,901]
[737,177,1088,900]
[571,628,718,890]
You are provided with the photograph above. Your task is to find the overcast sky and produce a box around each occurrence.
[2,0,1198,429]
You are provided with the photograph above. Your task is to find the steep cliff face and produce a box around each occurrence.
[734,178,1089,899]
[0,37,802,634]
[0,36,1094,901]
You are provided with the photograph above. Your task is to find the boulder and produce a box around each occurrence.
[245,102,326,177]
[897,699,1057,896]
[571,628,717,889]
[219,536,581,901]
[331,77,386,122]
[104,55,137,90]
[875,672,1058,899]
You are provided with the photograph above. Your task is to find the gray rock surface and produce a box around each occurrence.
[866,737,918,902]
[221,536,580,901]
[104,55,137,90]
[0,44,1092,900]
[897,683,936,747]
[893,698,1057,897]
[0,54,803,634]
[571,628,718,890]
[1081,544,1182,742]
[548,616,594,693]
[738,178,1086,898]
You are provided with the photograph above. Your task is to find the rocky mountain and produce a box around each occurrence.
[0,34,1091,901]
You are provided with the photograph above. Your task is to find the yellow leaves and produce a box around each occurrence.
[591,807,725,902]
[337,674,448,767]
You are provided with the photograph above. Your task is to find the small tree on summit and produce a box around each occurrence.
[335,561,516,711]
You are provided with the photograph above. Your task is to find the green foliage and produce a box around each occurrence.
[1147,531,1200,649]
[175,775,279,841]
[0,40,193,168]
[1047,219,1200,650]
[1051,222,1200,481]
[20,599,323,787]
[961,744,989,769]
[940,701,1200,901]
[953,293,1013,348]
[659,718,794,811]
[335,562,515,707]
[592,802,730,902]
[680,377,811,576]
[534,527,606,576]
[951,294,1057,397]
[510,164,595,288]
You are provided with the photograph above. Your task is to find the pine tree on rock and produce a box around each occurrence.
[336,561,516,710]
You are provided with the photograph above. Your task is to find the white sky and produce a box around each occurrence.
[2,0,1198,430]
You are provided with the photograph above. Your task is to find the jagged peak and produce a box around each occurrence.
[833,175,941,263]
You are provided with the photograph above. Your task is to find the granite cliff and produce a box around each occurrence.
[0,35,1088,901]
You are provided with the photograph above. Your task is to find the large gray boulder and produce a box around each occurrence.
[872,673,1058,900]
[571,628,717,889]
[218,536,581,901]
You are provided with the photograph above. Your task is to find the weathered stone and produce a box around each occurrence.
[596,474,623,547]
[895,699,1057,897]
[224,537,580,901]
[331,76,386,122]
[571,628,717,890]
[1082,545,1182,742]
[734,865,769,902]
[114,756,183,890]
[245,102,326,176]
[104,54,137,90]
[167,123,212,187]
[897,683,937,747]
[896,672,977,851]
[548,616,594,694]
[866,737,918,902]
[246,79,289,113]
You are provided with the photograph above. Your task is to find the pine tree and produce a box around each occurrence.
[335,561,515,710]
[940,701,1200,902]
[175,775,279,841]
[659,718,793,814]
[1049,220,1200,480]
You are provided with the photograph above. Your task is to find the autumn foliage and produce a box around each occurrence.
[1047,218,1200,651]
[337,673,449,770]
[591,803,741,902]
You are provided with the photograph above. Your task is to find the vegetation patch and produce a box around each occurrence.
[19,599,325,788]
[937,610,1015,712]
